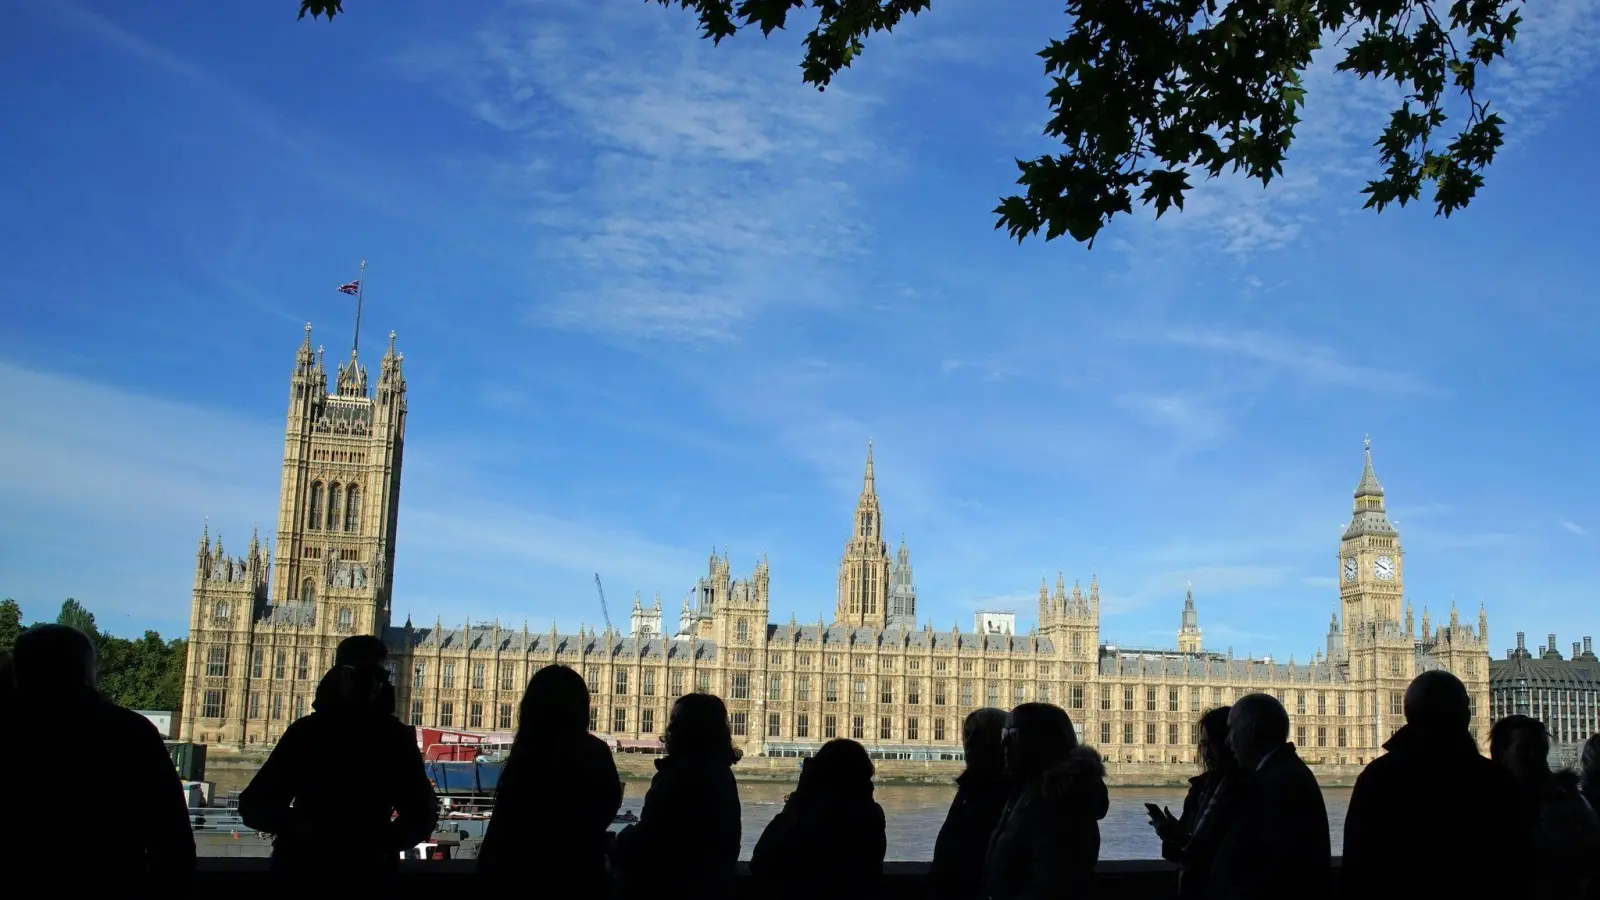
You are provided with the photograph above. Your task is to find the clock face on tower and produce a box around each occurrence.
[1374,556,1395,581]
[1342,557,1357,582]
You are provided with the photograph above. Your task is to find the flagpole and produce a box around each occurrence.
[353,259,366,358]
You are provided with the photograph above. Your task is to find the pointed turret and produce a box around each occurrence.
[1478,603,1489,647]
[1178,583,1203,654]
[1355,434,1384,499]
[1344,435,1397,538]
[837,438,891,628]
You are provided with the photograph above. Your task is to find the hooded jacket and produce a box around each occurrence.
[983,744,1109,900]
[1520,769,1600,895]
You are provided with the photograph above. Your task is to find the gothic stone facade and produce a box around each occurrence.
[182,330,1492,761]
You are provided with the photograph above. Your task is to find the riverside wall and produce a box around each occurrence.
[205,748,1365,790]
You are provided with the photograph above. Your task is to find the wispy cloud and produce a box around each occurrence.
[1490,0,1600,138]
[1113,393,1229,445]
[1559,518,1588,536]
[410,4,879,343]
[1161,328,1441,395]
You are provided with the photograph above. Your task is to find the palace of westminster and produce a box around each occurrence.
[180,324,1495,764]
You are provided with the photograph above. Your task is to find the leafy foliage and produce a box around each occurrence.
[298,0,344,21]
[5,599,186,711]
[0,599,21,654]
[56,597,99,638]
[648,0,1522,246]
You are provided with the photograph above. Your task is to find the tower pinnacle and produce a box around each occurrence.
[1355,434,1384,500]
[863,439,876,495]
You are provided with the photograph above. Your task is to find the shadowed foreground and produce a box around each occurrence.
[192,857,1345,897]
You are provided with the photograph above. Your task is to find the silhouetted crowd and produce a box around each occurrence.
[4,623,1600,897]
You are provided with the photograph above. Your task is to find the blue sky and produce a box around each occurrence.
[2,0,1596,660]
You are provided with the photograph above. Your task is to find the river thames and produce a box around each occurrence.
[621,781,1353,860]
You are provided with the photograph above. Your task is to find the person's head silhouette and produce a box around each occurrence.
[798,738,875,803]
[961,707,1008,776]
[1001,702,1077,779]
[1227,693,1289,771]
[1197,705,1234,772]
[1490,714,1550,784]
[518,664,590,736]
[1581,733,1600,784]
[11,624,96,702]
[315,634,391,714]
[1403,670,1472,734]
[665,692,736,765]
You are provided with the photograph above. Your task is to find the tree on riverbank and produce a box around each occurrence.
[2,598,187,712]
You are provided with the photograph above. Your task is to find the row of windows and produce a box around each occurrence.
[306,481,362,533]
[201,690,306,721]
[743,645,1072,674]
[206,645,367,679]
[415,699,517,731]
[392,662,1423,722]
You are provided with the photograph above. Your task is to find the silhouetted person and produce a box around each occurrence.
[239,635,437,879]
[1582,733,1600,820]
[752,738,885,900]
[4,624,194,882]
[1152,705,1235,899]
[477,665,622,890]
[0,652,15,716]
[931,708,1009,900]
[1206,692,1329,900]
[610,693,741,900]
[1341,671,1522,899]
[984,702,1108,900]
[1490,714,1600,895]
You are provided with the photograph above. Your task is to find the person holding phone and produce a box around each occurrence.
[1144,705,1236,898]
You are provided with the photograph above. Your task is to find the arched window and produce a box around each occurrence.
[338,607,353,630]
[326,483,342,531]
[214,600,230,621]
[343,484,361,533]
[300,578,316,605]
[307,482,324,530]
[737,618,749,642]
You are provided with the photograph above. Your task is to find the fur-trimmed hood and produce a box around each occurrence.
[1038,744,1110,820]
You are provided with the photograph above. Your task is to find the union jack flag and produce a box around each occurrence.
[337,280,360,295]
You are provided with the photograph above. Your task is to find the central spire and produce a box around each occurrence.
[837,438,891,629]
[1354,433,1384,502]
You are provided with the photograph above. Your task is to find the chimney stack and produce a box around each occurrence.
[1516,631,1526,650]
[1548,633,1557,653]
[1538,645,1546,656]
[1586,636,1594,655]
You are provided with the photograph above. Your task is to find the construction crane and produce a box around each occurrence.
[593,573,613,632]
